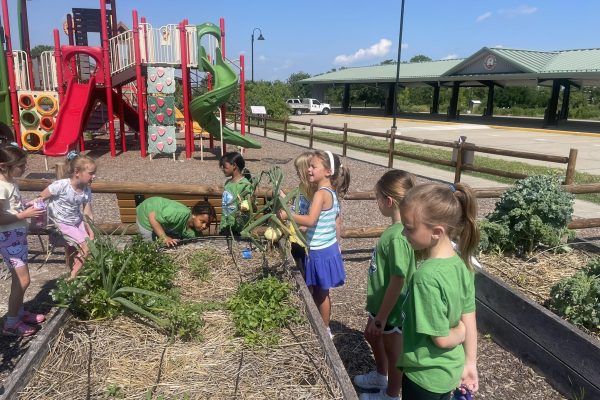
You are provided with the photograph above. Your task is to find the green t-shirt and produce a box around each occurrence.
[220,177,252,233]
[136,197,199,239]
[398,254,476,394]
[366,223,415,327]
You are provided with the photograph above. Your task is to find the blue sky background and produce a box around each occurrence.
[9,0,600,81]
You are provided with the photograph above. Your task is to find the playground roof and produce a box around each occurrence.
[302,47,600,87]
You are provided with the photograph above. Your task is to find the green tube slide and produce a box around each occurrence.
[189,23,261,149]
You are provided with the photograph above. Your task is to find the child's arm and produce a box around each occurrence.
[460,311,479,392]
[336,214,342,244]
[282,190,325,227]
[148,211,177,247]
[38,187,52,201]
[0,199,43,224]
[83,202,95,240]
[431,320,466,349]
[367,275,404,337]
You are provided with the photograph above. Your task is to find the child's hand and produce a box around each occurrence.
[278,209,288,221]
[19,206,45,220]
[460,362,479,393]
[162,236,178,247]
[365,318,384,340]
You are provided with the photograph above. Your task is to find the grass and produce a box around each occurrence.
[263,121,600,204]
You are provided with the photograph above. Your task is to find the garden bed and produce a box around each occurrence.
[17,240,346,399]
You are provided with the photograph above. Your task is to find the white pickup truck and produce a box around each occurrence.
[286,98,331,115]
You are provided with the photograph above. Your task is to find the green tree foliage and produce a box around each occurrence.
[30,45,53,58]
[479,175,574,255]
[244,80,292,119]
[287,71,311,99]
[409,54,432,63]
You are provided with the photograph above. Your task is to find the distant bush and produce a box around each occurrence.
[479,175,574,255]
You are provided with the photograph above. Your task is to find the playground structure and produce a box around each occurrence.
[0,0,260,158]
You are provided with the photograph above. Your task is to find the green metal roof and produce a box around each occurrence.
[301,46,600,85]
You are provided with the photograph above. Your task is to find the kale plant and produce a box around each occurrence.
[479,175,574,255]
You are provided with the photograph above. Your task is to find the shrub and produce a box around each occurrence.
[481,175,574,255]
[547,257,600,333]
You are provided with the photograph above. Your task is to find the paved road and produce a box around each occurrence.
[289,114,600,175]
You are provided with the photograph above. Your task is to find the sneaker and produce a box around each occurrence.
[21,311,45,324]
[354,370,388,390]
[2,321,37,337]
[359,390,399,400]
[326,327,334,339]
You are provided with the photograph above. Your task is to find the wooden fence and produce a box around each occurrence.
[230,114,580,185]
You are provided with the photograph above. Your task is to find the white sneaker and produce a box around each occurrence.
[326,327,334,339]
[353,370,388,390]
[359,390,399,400]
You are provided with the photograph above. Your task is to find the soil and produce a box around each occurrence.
[0,132,587,398]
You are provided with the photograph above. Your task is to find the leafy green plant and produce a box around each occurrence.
[159,301,205,341]
[227,276,302,347]
[105,383,123,398]
[479,175,574,255]
[547,257,600,333]
[188,250,222,280]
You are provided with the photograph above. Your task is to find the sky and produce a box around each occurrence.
[7,0,600,81]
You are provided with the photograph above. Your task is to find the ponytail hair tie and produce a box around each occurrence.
[325,150,335,175]
[449,184,457,193]
[66,150,79,161]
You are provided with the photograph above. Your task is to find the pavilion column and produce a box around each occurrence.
[559,81,571,121]
[342,83,350,113]
[431,84,440,114]
[386,83,395,115]
[485,82,495,117]
[544,79,561,126]
[448,81,461,119]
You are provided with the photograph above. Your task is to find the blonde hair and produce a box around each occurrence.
[312,150,350,199]
[375,170,417,208]
[67,154,96,176]
[294,151,315,199]
[401,183,479,270]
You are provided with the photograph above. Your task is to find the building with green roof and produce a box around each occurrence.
[301,47,600,125]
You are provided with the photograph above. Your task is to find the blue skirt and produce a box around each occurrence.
[304,242,346,289]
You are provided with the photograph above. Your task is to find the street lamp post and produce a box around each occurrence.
[391,0,406,129]
[251,27,264,82]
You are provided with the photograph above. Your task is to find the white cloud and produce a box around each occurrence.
[476,11,492,22]
[442,54,459,60]
[500,5,538,17]
[493,44,504,48]
[258,55,267,62]
[333,38,393,65]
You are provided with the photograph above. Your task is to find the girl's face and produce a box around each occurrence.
[308,157,330,184]
[76,164,97,185]
[220,161,236,177]
[400,206,434,250]
[191,214,211,232]
[7,160,27,179]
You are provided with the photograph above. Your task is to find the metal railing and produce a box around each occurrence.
[13,50,30,91]
[109,29,136,74]
[40,50,58,91]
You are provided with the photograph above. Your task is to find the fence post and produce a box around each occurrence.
[283,119,288,142]
[453,136,466,184]
[263,117,267,137]
[342,123,348,157]
[55,162,66,179]
[309,119,314,149]
[387,128,396,168]
[565,148,578,185]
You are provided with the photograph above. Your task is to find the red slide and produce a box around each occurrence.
[43,76,97,156]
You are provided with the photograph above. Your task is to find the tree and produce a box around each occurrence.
[31,45,53,59]
[287,71,311,99]
[409,54,432,63]
[379,59,396,65]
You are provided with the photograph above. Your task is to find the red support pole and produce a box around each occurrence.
[109,0,125,152]
[100,0,116,156]
[132,10,147,157]
[52,30,64,102]
[183,19,193,156]
[20,0,34,89]
[219,18,227,132]
[2,0,22,145]
[179,21,192,159]
[240,54,245,137]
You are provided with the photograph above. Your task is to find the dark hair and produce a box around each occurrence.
[192,200,216,223]
[313,150,350,198]
[66,153,96,176]
[219,151,251,180]
[375,170,417,207]
[401,183,480,270]
[0,144,27,174]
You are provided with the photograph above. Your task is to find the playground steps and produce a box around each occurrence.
[111,66,138,87]
[85,101,108,132]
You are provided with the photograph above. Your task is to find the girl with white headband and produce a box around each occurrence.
[280,150,350,338]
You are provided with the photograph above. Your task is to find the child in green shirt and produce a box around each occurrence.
[354,170,416,400]
[219,152,252,234]
[398,183,479,400]
[136,197,215,247]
